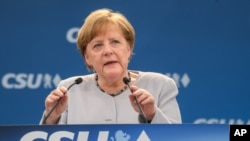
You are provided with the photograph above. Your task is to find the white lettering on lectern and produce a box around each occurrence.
[20,130,151,141]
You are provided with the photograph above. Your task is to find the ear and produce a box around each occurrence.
[127,45,131,52]
[84,54,91,66]
[127,45,132,59]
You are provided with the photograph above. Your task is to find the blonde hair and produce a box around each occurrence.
[77,8,135,70]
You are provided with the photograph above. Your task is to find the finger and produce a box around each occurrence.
[137,94,148,104]
[45,87,67,105]
[131,89,146,100]
[46,94,60,103]
[52,87,67,98]
[128,95,138,110]
[140,96,153,105]
[57,95,68,111]
[58,86,67,94]
[129,85,138,93]
[133,90,155,106]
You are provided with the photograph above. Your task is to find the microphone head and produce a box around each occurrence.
[75,77,83,84]
[123,77,130,85]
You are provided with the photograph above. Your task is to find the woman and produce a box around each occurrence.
[40,8,182,124]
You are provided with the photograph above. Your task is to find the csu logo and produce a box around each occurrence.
[1,73,61,89]
[194,118,250,124]
[66,27,79,43]
[20,130,151,141]
[165,72,190,88]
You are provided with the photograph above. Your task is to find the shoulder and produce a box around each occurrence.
[132,70,178,96]
[130,70,177,87]
[134,71,177,87]
[135,70,174,83]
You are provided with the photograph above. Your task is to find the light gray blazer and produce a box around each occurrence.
[40,71,182,124]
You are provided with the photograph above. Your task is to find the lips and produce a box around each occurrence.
[104,61,117,66]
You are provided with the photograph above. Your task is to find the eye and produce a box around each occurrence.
[91,43,103,52]
[111,40,120,45]
[93,43,102,48]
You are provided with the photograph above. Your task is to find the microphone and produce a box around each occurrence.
[123,77,148,123]
[42,77,83,124]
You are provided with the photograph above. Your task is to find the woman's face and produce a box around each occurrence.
[85,24,131,79]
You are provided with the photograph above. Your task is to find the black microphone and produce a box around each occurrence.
[42,77,83,124]
[123,77,148,123]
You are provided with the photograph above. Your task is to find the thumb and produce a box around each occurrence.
[129,85,138,93]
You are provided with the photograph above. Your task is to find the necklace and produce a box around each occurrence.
[95,72,131,97]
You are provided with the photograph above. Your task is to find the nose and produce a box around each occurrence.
[102,44,114,56]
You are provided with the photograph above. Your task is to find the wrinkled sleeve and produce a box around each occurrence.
[151,77,182,124]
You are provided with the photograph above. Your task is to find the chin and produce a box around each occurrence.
[104,68,122,76]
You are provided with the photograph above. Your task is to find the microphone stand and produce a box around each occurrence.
[123,77,149,123]
[42,78,82,124]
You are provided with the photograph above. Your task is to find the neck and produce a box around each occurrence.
[95,72,130,96]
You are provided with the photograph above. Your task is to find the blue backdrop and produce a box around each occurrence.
[0,0,250,125]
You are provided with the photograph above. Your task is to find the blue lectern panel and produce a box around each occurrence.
[0,124,228,141]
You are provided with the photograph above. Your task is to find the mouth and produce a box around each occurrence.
[104,61,118,66]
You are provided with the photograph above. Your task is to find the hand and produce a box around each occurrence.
[44,86,68,124]
[128,85,156,120]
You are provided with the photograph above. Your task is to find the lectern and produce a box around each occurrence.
[0,124,230,141]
